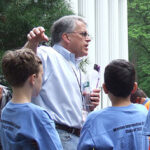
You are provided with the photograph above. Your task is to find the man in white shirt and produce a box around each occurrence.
[24,15,100,150]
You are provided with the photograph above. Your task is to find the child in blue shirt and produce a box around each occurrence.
[0,48,63,150]
[130,88,150,110]
[78,59,149,150]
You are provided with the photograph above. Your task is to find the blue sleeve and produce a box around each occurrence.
[143,110,150,136]
[77,125,95,150]
[37,111,63,150]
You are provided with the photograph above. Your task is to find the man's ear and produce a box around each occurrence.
[62,33,70,44]
[103,83,109,94]
[131,82,138,94]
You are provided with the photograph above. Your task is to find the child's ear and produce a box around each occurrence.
[29,74,36,85]
[103,83,108,94]
[131,82,138,94]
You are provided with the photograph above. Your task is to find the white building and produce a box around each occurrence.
[68,0,128,108]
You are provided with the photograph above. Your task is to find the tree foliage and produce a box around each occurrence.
[0,0,74,85]
[128,0,150,96]
[0,0,74,51]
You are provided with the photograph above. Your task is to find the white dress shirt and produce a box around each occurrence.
[32,44,85,128]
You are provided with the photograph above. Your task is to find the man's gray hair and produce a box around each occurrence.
[51,15,87,46]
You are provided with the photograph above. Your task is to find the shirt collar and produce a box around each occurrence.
[53,44,83,66]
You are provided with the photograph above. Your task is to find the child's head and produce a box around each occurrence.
[2,48,43,96]
[104,59,136,98]
[130,88,147,103]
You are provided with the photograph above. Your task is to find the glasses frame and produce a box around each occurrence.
[67,31,90,39]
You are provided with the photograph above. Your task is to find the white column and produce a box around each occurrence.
[95,0,110,109]
[108,0,119,60]
[108,0,128,60]
[95,0,128,109]
[118,0,128,60]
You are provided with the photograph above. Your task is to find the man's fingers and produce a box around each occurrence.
[89,89,100,110]
[90,101,99,106]
[89,101,99,111]
[27,27,49,42]
[38,26,45,32]
[27,33,32,40]
[41,32,49,42]
[90,93,100,98]
[92,88,100,93]
[30,31,37,38]
[90,97,100,102]
[33,27,45,34]
[32,28,40,34]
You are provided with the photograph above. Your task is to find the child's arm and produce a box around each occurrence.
[77,127,95,150]
[37,111,63,150]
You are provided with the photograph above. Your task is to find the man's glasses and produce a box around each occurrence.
[78,32,89,37]
[67,31,90,38]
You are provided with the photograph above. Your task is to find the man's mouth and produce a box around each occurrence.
[85,44,89,50]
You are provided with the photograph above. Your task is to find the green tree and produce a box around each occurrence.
[0,0,74,51]
[0,0,74,85]
[128,0,150,96]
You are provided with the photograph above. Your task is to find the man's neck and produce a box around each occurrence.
[60,42,78,58]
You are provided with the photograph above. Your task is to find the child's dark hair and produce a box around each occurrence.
[2,48,42,87]
[130,88,147,103]
[104,59,135,98]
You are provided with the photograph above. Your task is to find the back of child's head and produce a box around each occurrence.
[2,48,42,87]
[104,59,135,98]
[130,88,147,103]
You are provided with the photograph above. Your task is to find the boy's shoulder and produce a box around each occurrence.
[25,103,51,116]
[84,104,148,128]
[27,103,54,126]
[84,107,109,126]
[2,102,53,125]
[4,102,49,117]
[132,103,148,113]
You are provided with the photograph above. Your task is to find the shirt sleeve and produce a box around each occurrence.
[37,110,63,150]
[143,110,150,136]
[37,46,54,85]
[77,125,95,150]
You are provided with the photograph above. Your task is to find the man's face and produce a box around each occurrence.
[68,21,91,58]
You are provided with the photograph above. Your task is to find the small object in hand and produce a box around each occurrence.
[94,64,100,88]
[94,64,100,72]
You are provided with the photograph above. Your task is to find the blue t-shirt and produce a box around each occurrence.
[143,103,150,136]
[78,104,148,150]
[0,101,63,150]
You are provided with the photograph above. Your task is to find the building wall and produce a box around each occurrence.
[68,0,128,109]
